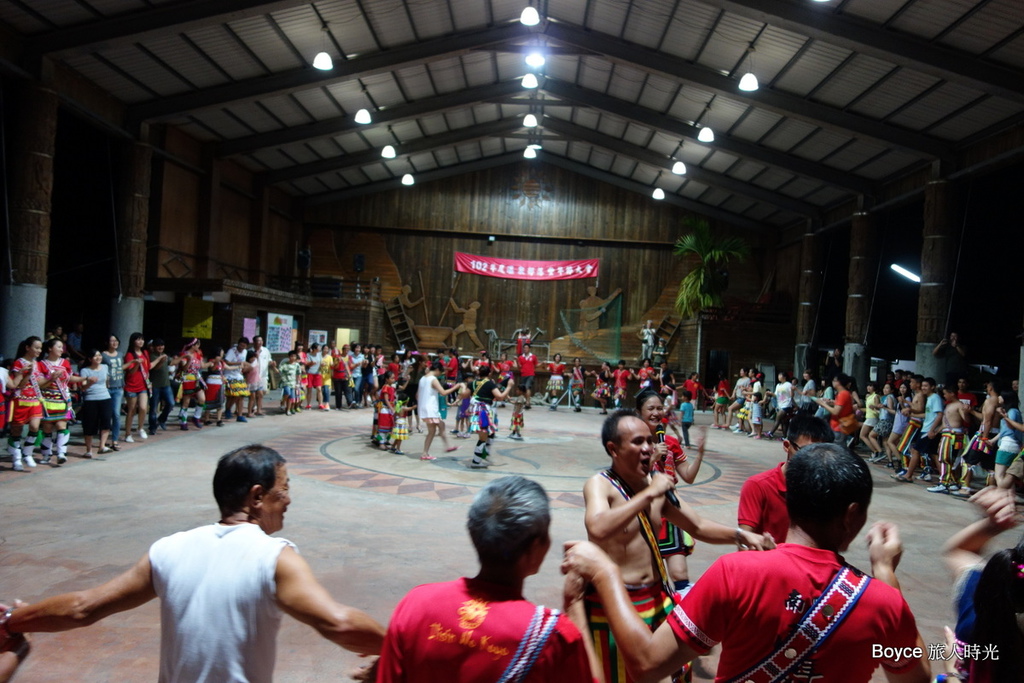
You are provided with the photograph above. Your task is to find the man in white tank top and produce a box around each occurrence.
[3,445,386,682]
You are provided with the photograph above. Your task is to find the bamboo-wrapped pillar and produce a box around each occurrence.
[0,84,57,356]
[793,223,821,378]
[914,180,957,382]
[111,141,152,345]
[844,211,877,390]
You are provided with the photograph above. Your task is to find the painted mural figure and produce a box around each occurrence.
[448,299,485,350]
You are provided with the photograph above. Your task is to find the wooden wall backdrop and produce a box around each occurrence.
[153,127,301,285]
[304,161,780,349]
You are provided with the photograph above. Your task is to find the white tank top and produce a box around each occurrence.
[149,523,294,683]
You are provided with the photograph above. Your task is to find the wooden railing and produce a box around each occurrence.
[267,276,382,301]
[699,302,792,325]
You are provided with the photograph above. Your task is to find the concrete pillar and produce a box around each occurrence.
[0,84,58,358]
[844,212,877,389]
[248,184,269,285]
[110,141,152,344]
[914,180,956,381]
[793,226,821,378]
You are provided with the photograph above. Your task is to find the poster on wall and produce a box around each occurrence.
[182,297,213,339]
[308,330,328,347]
[242,318,259,342]
[266,313,294,354]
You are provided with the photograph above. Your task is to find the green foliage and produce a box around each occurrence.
[673,218,750,318]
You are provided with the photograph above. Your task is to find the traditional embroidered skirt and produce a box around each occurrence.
[546,375,564,393]
[393,418,409,441]
[226,379,250,398]
[41,389,72,422]
[469,400,497,433]
[592,385,610,399]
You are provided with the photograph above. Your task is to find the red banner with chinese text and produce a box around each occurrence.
[453,252,599,280]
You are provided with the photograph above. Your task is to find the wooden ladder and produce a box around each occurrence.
[656,315,681,355]
[385,299,418,351]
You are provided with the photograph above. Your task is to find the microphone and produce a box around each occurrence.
[655,426,681,508]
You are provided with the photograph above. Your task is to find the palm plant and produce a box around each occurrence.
[674,218,749,318]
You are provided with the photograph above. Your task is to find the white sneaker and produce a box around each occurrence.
[926,484,948,493]
[23,455,37,468]
[12,460,24,472]
[57,453,67,465]
[40,454,52,465]
[139,429,148,440]
[125,435,135,443]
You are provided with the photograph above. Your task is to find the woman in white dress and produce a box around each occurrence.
[416,361,464,461]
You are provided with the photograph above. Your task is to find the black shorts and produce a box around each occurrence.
[912,433,939,456]
[520,376,535,391]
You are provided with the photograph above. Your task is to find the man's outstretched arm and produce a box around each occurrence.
[274,547,386,656]
[7,554,157,633]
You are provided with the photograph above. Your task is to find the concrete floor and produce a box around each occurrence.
[0,402,995,681]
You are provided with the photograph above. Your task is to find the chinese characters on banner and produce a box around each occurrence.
[453,252,599,280]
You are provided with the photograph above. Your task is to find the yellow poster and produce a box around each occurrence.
[182,297,214,339]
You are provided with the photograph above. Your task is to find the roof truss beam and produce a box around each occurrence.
[216,79,525,157]
[262,116,524,185]
[542,117,817,216]
[126,22,532,124]
[543,21,952,159]
[699,0,1024,105]
[27,0,310,57]
[538,152,769,232]
[305,151,524,205]
[541,77,873,194]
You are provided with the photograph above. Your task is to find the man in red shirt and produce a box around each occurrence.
[737,415,834,543]
[378,476,593,683]
[564,443,930,683]
[516,344,537,409]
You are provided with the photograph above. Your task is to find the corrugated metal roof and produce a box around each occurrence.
[3,0,1021,229]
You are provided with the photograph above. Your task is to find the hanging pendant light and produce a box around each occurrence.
[354,108,372,124]
[738,72,759,91]
[697,125,714,143]
[312,23,333,71]
[525,52,545,68]
[523,113,538,127]
[521,73,539,89]
[520,6,541,26]
[671,161,687,175]
[652,188,665,200]
[381,145,396,158]
[523,147,537,159]
[401,173,415,186]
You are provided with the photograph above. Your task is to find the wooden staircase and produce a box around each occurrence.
[385,298,418,351]
[654,315,682,356]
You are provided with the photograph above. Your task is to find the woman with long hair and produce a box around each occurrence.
[123,332,150,443]
[588,361,613,414]
[942,487,1024,682]
[38,338,86,465]
[6,336,51,470]
[868,382,896,463]
[885,381,913,468]
[174,338,207,430]
[101,334,125,450]
[568,357,585,412]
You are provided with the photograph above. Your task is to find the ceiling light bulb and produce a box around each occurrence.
[652,188,665,200]
[401,173,414,186]
[525,52,545,68]
[523,147,537,159]
[521,73,539,89]
[671,161,687,175]
[697,126,715,143]
[520,6,541,26]
[312,51,333,71]
[381,145,396,158]
[527,143,542,150]
[523,114,538,127]
[354,108,372,124]
[738,72,759,91]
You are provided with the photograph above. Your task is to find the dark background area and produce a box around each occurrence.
[3,102,1023,375]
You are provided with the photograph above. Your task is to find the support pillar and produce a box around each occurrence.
[0,84,57,357]
[110,141,152,344]
[248,184,269,285]
[793,226,821,378]
[844,212,877,390]
[914,180,956,381]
